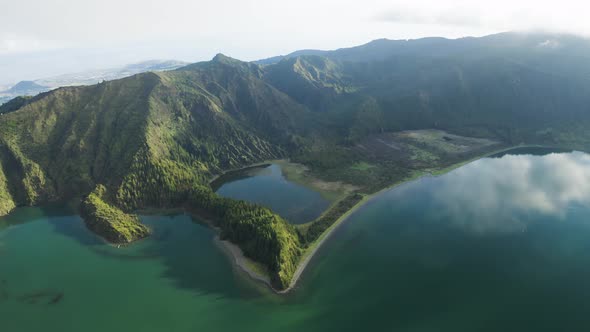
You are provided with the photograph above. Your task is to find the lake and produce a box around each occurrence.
[2,149,590,331]
[215,163,331,224]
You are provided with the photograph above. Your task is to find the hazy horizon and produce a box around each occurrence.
[3,0,590,85]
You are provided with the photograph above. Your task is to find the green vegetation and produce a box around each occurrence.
[350,162,375,171]
[0,165,15,215]
[0,140,56,208]
[185,187,301,289]
[99,141,300,288]
[2,33,590,290]
[297,193,365,244]
[0,96,34,115]
[209,163,271,192]
[275,160,358,202]
[81,185,150,244]
[243,259,270,280]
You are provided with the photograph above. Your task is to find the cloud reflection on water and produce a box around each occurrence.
[433,152,590,233]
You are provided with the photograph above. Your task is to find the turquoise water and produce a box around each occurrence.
[216,163,330,224]
[2,150,590,331]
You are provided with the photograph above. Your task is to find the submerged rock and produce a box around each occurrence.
[18,289,64,305]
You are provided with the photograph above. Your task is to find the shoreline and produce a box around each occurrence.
[179,209,277,291]
[208,162,273,186]
[214,235,273,287]
[277,194,371,293]
[277,166,436,293]
[245,144,524,294]
[136,206,278,291]
[142,143,565,295]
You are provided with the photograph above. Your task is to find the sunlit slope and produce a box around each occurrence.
[0,58,308,289]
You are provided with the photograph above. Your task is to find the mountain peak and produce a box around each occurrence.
[9,80,45,90]
[212,53,238,63]
[3,80,48,95]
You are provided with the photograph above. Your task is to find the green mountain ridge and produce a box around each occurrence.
[2,32,590,289]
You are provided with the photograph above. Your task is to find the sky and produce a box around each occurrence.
[1,0,589,85]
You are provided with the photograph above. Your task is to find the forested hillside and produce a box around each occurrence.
[1,32,590,289]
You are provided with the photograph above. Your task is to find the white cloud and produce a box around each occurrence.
[0,37,68,54]
[432,152,590,233]
[538,40,562,49]
[1,0,590,84]
[375,0,590,36]
[3,0,590,57]
[376,5,485,28]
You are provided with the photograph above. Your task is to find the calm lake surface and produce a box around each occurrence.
[215,163,330,224]
[2,149,590,331]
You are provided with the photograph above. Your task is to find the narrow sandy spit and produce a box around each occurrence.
[214,235,272,287]
[277,197,369,294]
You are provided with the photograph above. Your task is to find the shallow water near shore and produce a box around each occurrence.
[3,149,590,331]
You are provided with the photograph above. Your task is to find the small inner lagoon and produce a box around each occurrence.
[3,149,590,331]
[214,163,331,224]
